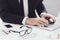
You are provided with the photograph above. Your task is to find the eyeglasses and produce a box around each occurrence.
[9,25,32,36]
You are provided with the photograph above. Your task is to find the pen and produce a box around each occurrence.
[35,9,40,18]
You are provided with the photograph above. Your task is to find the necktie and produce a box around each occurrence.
[19,0,24,16]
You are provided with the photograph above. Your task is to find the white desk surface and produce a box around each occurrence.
[0,18,60,40]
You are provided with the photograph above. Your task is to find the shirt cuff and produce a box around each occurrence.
[22,17,28,25]
[40,12,47,17]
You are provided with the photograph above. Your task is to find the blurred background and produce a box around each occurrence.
[43,0,60,17]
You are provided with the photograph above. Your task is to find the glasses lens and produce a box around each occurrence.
[27,28,32,34]
[19,30,26,36]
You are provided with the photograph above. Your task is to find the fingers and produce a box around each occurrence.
[33,22,44,26]
[33,18,49,26]
[41,13,56,23]
[47,14,56,22]
[38,18,49,25]
[28,21,43,26]
[50,15,56,22]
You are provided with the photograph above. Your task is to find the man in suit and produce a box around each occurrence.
[0,0,55,26]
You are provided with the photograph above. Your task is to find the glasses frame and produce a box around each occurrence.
[9,25,32,36]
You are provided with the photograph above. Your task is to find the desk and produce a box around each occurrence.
[0,18,60,40]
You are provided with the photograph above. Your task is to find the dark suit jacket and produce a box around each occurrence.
[0,0,45,24]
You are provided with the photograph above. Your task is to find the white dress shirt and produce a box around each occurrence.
[18,0,28,25]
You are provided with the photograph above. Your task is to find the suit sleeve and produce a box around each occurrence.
[36,0,47,15]
[0,0,24,24]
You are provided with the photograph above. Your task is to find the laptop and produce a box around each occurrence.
[38,11,60,31]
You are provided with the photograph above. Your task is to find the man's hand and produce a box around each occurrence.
[25,18,49,26]
[40,13,56,22]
